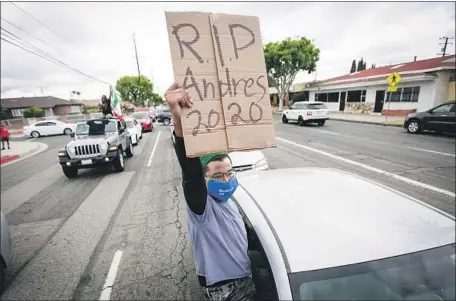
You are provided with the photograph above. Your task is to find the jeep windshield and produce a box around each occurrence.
[76,120,117,136]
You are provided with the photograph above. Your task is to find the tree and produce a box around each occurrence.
[115,75,154,107]
[23,107,44,118]
[147,92,164,107]
[264,37,320,111]
[357,58,365,72]
[371,63,376,69]
[0,105,8,120]
[350,60,357,73]
[363,60,367,70]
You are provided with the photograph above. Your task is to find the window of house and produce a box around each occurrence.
[12,109,25,117]
[411,87,420,102]
[390,88,403,102]
[386,86,420,102]
[401,87,413,102]
[347,90,363,102]
[328,92,339,102]
[316,93,328,102]
[361,90,366,102]
[450,73,456,82]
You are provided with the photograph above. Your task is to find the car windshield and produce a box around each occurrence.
[125,120,134,128]
[75,120,116,136]
[290,244,455,301]
[307,103,327,110]
[133,112,149,119]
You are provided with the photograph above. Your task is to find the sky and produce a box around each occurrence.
[1,1,455,101]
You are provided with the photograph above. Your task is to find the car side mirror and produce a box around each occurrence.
[428,110,434,114]
[119,127,125,133]
[70,132,75,138]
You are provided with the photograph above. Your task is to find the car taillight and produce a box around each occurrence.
[307,111,312,116]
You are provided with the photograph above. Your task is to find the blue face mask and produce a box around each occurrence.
[207,177,239,202]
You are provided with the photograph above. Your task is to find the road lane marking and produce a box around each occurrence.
[99,250,124,301]
[0,171,135,300]
[276,137,455,198]
[305,128,341,136]
[147,131,161,167]
[1,164,62,215]
[408,147,455,157]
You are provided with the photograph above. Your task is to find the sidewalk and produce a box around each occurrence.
[271,107,405,127]
[328,112,405,127]
[0,141,47,165]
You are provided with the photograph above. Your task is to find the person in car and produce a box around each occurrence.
[165,82,256,301]
[100,87,113,118]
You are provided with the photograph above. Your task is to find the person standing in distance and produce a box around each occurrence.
[165,82,256,301]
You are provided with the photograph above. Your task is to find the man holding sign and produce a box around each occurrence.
[166,82,256,301]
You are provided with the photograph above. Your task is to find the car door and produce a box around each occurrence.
[134,119,141,133]
[428,103,455,132]
[33,121,51,135]
[117,120,128,149]
[287,103,298,120]
[48,121,63,135]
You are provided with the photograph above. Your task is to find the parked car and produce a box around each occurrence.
[23,120,77,138]
[282,101,329,126]
[234,168,455,300]
[132,111,153,132]
[404,100,456,134]
[0,212,13,294]
[58,117,133,178]
[124,117,143,145]
[157,108,172,125]
[169,124,269,172]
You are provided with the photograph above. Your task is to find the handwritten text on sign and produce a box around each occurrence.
[166,12,276,157]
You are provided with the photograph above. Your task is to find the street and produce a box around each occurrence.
[1,120,455,300]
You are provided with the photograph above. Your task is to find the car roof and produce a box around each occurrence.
[236,168,455,273]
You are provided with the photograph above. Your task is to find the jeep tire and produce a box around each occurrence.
[125,140,134,158]
[62,166,78,178]
[113,151,125,172]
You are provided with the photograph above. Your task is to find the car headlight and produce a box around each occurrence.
[67,146,76,154]
[58,151,67,157]
[109,145,119,151]
[254,158,268,170]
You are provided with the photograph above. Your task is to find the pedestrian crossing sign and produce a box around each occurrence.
[386,72,402,87]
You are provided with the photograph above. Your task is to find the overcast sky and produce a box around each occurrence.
[1,1,455,100]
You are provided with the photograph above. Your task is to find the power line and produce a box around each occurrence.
[0,17,63,53]
[1,36,108,84]
[9,2,79,49]
[1,28,64,66]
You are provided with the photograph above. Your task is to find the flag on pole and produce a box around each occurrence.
[110,85,124,122]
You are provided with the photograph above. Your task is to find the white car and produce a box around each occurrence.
[282,101,329,126]
[234,168,455,300]
[169,124,269,172]
[0,212,13,294]
[23,120,77,138]
[124,118,143,145]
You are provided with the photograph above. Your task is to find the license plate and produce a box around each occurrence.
[81,159,92,165]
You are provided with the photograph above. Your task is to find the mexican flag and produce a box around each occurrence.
[110,85,124,122]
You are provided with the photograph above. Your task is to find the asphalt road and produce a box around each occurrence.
[0,119,454,300]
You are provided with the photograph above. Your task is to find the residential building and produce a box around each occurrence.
[304,55,455,115]
[0,96,83,118]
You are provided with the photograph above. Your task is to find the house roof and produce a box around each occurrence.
[0,96,83,109]
[312,55,455,88]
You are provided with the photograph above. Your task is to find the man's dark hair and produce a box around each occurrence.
[203,154,231,174]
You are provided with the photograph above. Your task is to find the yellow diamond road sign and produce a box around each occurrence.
[386,72,402,87]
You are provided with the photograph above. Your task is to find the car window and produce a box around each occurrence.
[47,122,57,126]
[104,121,117,133]
[450,104,456,113]
[34,122,48,127]
[133,120,138,125]
[307,103,327,110]
[76,123,89,135]
[433,104,453,113]
[133,112,149,119]
[290,244,455,301]
[125,120,134,128]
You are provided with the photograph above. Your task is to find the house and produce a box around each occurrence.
[268,82,310,106]
[304,55,456,115]
[0,96,83,118]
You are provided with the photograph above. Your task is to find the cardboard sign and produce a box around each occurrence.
[166,11,276,157]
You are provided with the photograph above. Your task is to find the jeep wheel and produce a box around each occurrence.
[297,116,305,126]
[113,151,125,172]
[163,119,170,126]
[282,115,288,124]
[317,120,326,126]
[62,166,78,178]
[125,141,134,158]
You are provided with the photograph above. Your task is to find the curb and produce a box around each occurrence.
[0,142,46,166]
[329,118,403,128]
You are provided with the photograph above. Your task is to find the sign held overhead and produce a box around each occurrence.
[165,11,276,157]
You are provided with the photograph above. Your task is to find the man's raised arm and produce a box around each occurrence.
[166,83,207,215]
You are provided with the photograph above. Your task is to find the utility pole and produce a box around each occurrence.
[437,36,454,57]
[133,33,141,83]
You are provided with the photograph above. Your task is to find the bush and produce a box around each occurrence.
[0,104,8,120]
[23,107,45,118]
